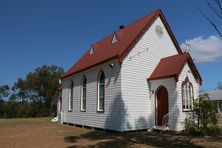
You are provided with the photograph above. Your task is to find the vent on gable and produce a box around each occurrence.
[155,25,163,38]
[112,31,119,44]
[89,44,94,55]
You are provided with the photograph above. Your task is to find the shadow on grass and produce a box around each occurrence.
[80,130,118,140]
[86,140,129,148]
[64,135,79,143]
[65,130,204,148]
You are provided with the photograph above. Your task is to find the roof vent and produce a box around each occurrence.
[119,25,125,29]
[112,31,119,44]
[89,44,94,55]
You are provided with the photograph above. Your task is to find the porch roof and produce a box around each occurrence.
[148,53,202,84]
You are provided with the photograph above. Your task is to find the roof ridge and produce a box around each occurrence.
[119,9,161,61]
[116,9,160,32]
[159,54,179,61]
[88,9,160,49]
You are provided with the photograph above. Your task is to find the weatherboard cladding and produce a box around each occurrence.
[176,63,199,130]
[62,59,122,131]
[120,16,179,131]
[148,78,177,130]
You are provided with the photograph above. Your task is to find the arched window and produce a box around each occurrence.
[81,76,87,111]
[182,78,193,111]
[97,70,105,112]
[68,80,74,111]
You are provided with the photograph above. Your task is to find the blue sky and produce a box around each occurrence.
[0,0,222,91]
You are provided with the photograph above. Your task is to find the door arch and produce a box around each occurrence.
[155,86,169,126]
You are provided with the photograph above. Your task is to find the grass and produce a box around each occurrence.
[0,117,222,148]
[0,117,51,127]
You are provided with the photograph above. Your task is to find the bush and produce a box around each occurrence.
[184,94,222,136]
[193,94,218,129]
[185,125,222,136]
[207,126,222,135]
[186,126,199,135]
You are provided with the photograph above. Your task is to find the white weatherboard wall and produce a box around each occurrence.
[149,78,177,130]
[176,63,199,131]
[62,59,122,131]
[120,16,179,131]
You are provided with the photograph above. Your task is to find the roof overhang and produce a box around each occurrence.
[148,53,202,85]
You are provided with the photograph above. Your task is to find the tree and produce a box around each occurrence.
[200,0,222,37]
[12,65,64,116]
[193,94,218,129]
[184,94,221,135]
[0,85,9,117]
[0,85,10,99]
[217,82,222,89]
[0,99,6,117]
[6,94,18,118]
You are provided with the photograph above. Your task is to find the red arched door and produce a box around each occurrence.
[156,86,168,126]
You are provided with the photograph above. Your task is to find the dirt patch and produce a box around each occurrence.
[0,118,222,148]
[0,118,66,148]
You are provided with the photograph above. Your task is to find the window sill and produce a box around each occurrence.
[80,109,86,112]
[97,110,104,113]
[68,110,72,112]
[182,109,192,112]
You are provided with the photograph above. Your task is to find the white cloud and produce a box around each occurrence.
[180,35,222,63]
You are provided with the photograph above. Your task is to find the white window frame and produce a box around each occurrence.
[97,70,105,112]
[182,78,193,111]
[68,80,73,111]
[80,76,86,111]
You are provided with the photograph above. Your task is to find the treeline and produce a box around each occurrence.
[0,65,64,118]
[0,99,50,118]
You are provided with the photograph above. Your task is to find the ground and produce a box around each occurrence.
[0,118,222,148]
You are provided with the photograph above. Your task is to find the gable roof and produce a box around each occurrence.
[62,9,183,79]
[148,53,202,85]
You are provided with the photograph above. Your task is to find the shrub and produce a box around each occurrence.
[184,94,222,136]
[193,94,218,129]
[185,125,222,136]
[207,126,222,135]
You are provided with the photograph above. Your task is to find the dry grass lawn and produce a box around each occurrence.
[0,117,222,148]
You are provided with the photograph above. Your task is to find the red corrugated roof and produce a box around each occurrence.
[62,9,183,78]
[148,53,202,84]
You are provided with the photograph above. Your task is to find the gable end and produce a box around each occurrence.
[119,9,183,63]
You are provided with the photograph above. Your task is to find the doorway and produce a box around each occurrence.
[156,86,169,126]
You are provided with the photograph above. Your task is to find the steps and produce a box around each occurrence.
[51,116,59,122]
